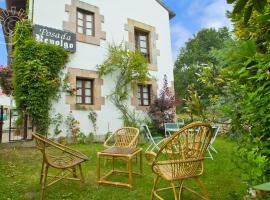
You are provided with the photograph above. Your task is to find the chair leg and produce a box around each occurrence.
[194,177,209,200]
[171,182,178,200]
[178,180,184,200]
[40,164,48,200]
[78,164,85,184]
[151,176,160,200]
[210,145,218,153]
[206,149,213,160]
[40,160,45,184]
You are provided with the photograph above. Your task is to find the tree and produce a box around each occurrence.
[213,1,270,186]
[174,27,232,112]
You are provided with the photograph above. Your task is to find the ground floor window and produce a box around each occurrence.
[76,78,93,104]
[137,84,151,106]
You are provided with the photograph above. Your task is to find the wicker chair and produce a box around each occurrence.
[146,122,213,200]
[104,127,139,148]
[32,133,89,200]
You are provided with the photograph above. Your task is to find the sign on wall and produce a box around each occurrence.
[33,24,76,52]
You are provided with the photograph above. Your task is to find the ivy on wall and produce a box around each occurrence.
[98,44,149,127]
[12,20,69,133]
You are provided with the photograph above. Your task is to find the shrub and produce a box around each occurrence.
[149,75,176,131]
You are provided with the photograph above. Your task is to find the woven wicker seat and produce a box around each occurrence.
[32,133,89,200]
[104,127,139,148]
[146,122,213,200]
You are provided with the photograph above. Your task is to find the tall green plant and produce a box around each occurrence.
[12,20,69,133]
[98,44,148,127]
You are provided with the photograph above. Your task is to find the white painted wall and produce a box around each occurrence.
[32,0,174,137]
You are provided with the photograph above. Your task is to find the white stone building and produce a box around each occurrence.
[2,0,175,138]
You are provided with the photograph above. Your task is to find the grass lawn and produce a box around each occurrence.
[0,137,247,200]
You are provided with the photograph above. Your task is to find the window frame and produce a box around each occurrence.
[135,29,150,62]
[137,84,151,106]
[76,8,95,36]
[76,78,94,105]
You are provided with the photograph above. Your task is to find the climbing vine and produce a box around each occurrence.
[88,108,97,133]
[12,20,69,133]
[98,44,149,126]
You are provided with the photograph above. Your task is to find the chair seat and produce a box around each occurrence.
[47,154,85,169]
[153,162,203,181]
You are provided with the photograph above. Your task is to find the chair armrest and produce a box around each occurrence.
[103,133,115,148]
[46,140,89,161]
[145,151,157,165]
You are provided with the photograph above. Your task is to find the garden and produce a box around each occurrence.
[0,138,246,200]
[0,0,270,200]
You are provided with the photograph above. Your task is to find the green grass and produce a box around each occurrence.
[0,138,247,200]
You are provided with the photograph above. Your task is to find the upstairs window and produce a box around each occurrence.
[76,78,93,104]
[135,29,150,62]
[138,84,151,106]
[77,9,94,36]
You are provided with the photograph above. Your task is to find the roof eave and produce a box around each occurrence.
[156,0,176,20]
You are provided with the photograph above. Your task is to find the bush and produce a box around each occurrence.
[149,75,176,131]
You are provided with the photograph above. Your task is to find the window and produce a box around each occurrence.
[77,9,94,36]
[135,29,150,61]
[138,84,151,106]
[76,78,93,104]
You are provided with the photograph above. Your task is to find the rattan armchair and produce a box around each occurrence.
[145,122,213,200]
[104,127,139,148]
[32,133,89,200]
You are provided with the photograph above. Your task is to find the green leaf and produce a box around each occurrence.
[244,4,253,24]
[227,0,237,3]
[233,0,248,14]
[257,13,270,22]
[252,0,266,13]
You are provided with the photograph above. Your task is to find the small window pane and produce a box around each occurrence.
[85,89,91,96]
[140,48,147,53]
[85,97,91,104]
[140,41,147,48]
[143,93,149,99]
[86,15,93,22]
[77,19,83,26]
[143,99,149,105]
[77,12,83,19]
[86,22,92,29]
[85,81,91,88]
[140,35,147,41]
[77,26,83,34]
[143,86,148,92]
[76,96,82,103]
[77,88,82,96]
[86,29,93,36]
[77,80,82,87]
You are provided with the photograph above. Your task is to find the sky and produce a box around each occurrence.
[0,0,232,65]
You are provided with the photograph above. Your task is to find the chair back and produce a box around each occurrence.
[164,123,179,130]
[153,122,213,179]
[114,127,139,148]
[32,133,49,154]
[177,118,185,128]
